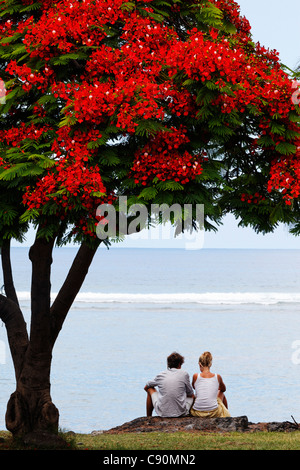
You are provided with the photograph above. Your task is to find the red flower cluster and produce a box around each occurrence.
[165,29,292,120]
[53,78,168,132]
[0,155,8,170]
[131,127,204,185]
[0,123,50,147]
[23,160,106,210]
[240,193,266,204]
[267,141,300,204]
[50,12,178,131]
[22,0,128,58]
[6,61,54,92]
[0,15,33,43]
[22,127,110,236]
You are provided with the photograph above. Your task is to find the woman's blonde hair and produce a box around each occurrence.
[199,351,213,368]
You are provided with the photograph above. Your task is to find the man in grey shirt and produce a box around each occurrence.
[144,352,194,417]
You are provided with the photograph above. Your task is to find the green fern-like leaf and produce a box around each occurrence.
[275,142,296,155]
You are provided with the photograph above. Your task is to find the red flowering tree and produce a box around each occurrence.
[0,0,299,444]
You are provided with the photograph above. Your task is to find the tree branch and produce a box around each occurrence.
[1,239,19,306]
[0,294,29,380]
[29,234,56,352]
[50,240,100,347]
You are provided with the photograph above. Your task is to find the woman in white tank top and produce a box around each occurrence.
[190,351,230,418]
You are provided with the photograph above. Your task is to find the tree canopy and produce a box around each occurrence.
[0,0,299,247]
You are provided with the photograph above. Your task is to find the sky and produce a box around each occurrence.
[238,0,300,71]
[13,0,300,249]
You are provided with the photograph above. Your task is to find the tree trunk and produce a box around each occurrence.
[0,234,100,446]
[3,235,59,442]
[5,346,59,439]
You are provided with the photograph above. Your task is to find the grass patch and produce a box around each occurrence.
[0,430,76,451]
[1,430,300,450]
[72,431,300,451]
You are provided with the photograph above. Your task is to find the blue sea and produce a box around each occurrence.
[1,247,300,433]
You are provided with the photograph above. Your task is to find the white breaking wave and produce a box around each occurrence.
[16,291,300,305]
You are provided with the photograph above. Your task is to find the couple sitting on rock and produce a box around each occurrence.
[144,351,230,418]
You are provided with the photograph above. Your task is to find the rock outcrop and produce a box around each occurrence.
[91,416,300,435]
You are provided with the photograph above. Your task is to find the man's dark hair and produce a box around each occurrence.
[167,352,184,369]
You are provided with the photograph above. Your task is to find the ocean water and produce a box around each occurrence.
[1,247,300,432]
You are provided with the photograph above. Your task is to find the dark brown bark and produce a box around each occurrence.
[29,236,56,351]
[0,295,28,380]
[1,239,19,306]
[5,346,59,438]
